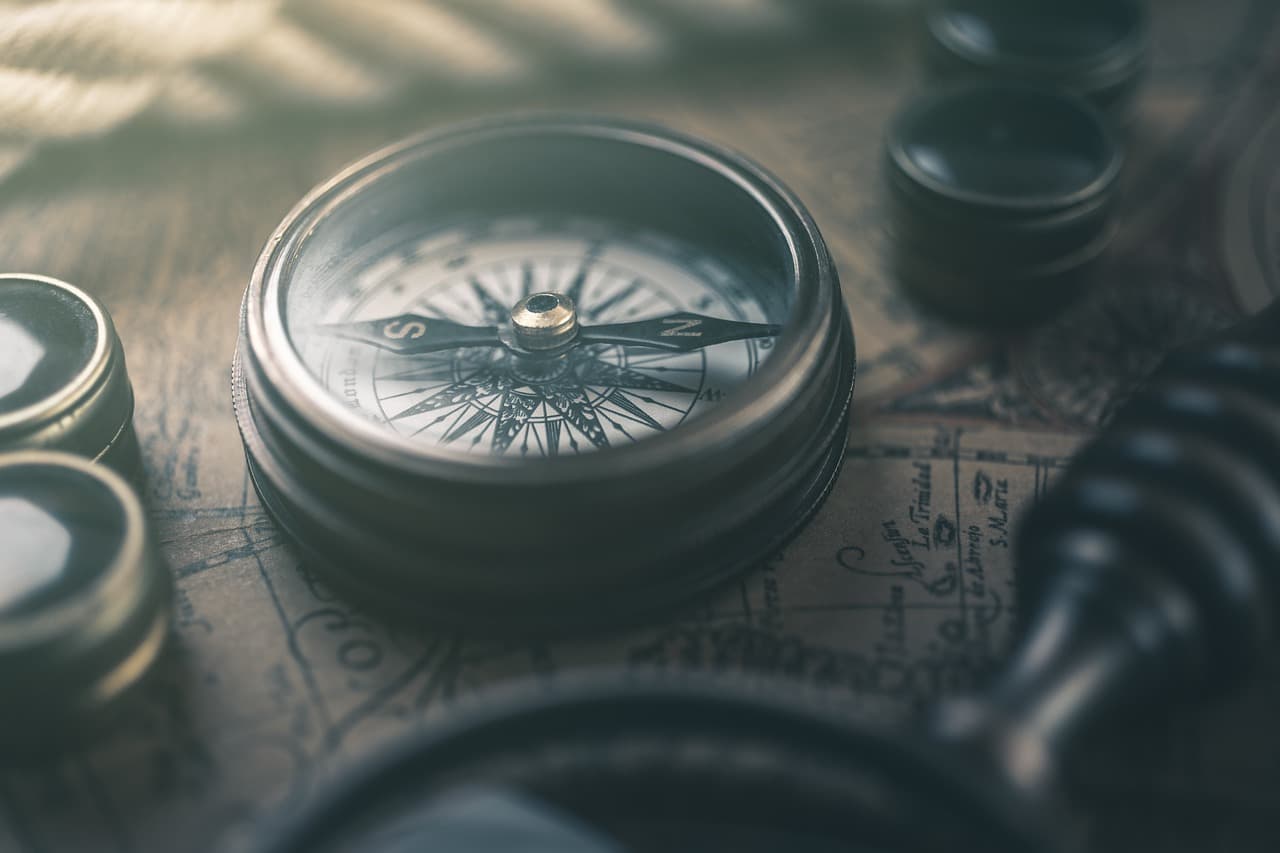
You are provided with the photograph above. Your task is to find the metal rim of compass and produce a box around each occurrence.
[231,115,856,630]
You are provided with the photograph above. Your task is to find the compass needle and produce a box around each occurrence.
[579,312,782,352]
[320,314,501,355]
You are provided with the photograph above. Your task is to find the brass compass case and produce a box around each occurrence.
[232,116,855,630]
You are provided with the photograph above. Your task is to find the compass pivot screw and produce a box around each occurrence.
[510,291,579,351]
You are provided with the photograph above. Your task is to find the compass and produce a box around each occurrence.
[232,116,856,630]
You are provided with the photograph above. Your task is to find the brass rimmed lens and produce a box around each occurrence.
[0,274,140,478]
[0,451,170,755]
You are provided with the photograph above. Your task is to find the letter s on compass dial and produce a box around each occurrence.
[232,116,855,631]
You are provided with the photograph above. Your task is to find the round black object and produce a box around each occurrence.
[0,275,141,478]
[925,0,1149,115]
[0,461,126,616]
[0,277,98,417]
[257,677,1051,853]
[0,452,171,756]
[885,84,1121,326]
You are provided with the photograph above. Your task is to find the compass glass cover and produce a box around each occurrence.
[283,216,788,459]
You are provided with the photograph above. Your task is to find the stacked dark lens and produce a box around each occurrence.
[885,85,1121,325]
[924,0,1149,117]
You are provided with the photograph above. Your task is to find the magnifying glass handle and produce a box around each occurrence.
[930,295,1280,815]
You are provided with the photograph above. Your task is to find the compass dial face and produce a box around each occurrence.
[285,217,785,459]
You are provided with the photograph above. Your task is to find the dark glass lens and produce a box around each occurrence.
[939,0,1138,62]
[899,88,1111,202]
[0,463,126,616]
[0,279,99,416]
